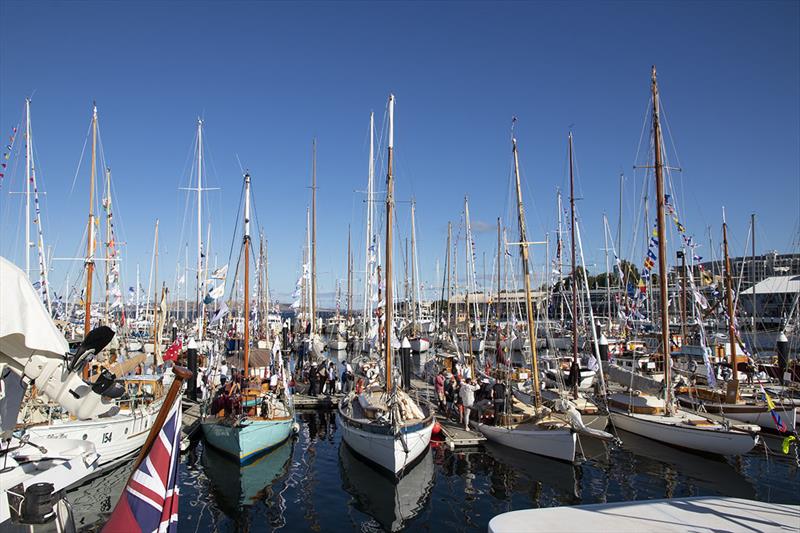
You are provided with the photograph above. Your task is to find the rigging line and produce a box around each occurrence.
[68,116,93,196]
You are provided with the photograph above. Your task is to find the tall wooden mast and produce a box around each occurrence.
[722,210,739,402]
[84,104,98,337]
[411,200,418,333]
[384,94,395,391]
[311,139,317,335]
[496,217,502,357]
[651,66,672,406]
[511,131,541,408]
[568,132,579,398]
[243,173,252,374]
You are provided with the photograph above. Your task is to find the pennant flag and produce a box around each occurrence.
[103,396,181,533]
[211,264,228,280]
[209,301,229,325]
[760,385,788,433]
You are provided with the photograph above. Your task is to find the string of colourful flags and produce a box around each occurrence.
[0,126,19,185]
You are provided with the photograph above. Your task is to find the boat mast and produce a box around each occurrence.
[569,132,579,398]
[603,214,612,326]
[135,263,140,321]
[557,190,564,322]
[722,209,739,401]
[651,66,672,406]
[511,131,541,409]
[411,200,418,333]
[84,104,98,337]
[464,196,474,360]
[347,225,352,319]
[311,139,318,335]
[750,213,757,332]
[243,173,252,374]
[152,219,160,346]
[385,94,395,391]
[446,222,452,327]
[24,98,32,279]
[104,167,112,324]
[496,217,502,357]
[196,119,205,342]
[363,112,375,339]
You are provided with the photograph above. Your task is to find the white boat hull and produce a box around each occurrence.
[677,396,798,431]
[609,409,759,456]
[476,422,576,462]
[27,398,164,468]
[339,419,432,476]
[329,339,348,351]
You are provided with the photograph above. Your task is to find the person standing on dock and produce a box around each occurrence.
[492,379,506,425]
[308,361,318,396]
[459,377,478,430]
[435,370,446,411]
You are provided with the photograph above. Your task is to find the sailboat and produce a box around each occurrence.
[515,133,607,434]
[675,213,797,431]
[607,67,760,456]
[338,94,434,477]
[201,172,297,463]
[475,123,577,463]
[24,104,168,469]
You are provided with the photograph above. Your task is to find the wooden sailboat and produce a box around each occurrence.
[201,172,296,463]
[607,67,760,456]
[515,133,608,435]
[476,123,577,463]
[26,104,168,469]
[338,94,434,477]
[675,212,797,431]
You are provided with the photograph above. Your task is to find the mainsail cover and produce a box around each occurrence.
[0,256,68,366]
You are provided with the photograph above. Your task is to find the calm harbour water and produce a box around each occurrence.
[71,410,799,532]
[69,349,800,532]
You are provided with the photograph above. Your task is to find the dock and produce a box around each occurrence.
[293,393,344,409]
[436,414,486,449]
[180,400,202,451]
[488,497,800,533]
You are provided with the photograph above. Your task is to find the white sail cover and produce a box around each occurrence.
[0,256,68,362]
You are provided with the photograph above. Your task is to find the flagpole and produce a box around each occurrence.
[126,366,192,480]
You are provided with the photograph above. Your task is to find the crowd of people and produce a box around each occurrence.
[303,360,356,396]
[434,368,509,430]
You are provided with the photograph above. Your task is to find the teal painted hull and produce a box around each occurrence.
[201,417,294,464]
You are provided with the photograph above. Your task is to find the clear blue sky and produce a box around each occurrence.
[1,1,798,306]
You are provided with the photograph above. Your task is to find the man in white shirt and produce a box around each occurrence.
[458,378,479,430]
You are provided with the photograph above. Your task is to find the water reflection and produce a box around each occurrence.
[339,444,435,531]
[201,438,294,529]
[609,429,757,500]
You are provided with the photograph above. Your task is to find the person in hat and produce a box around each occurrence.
[458,377,478,431]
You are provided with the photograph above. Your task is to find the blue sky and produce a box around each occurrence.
[1,1,798,306]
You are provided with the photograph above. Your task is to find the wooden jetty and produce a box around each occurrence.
[180,400,202,451]
[436,414,486,449]
[293,393,344,408]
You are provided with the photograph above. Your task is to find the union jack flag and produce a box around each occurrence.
[103,397,182,533]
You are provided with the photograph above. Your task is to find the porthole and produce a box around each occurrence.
[82,434,87,440]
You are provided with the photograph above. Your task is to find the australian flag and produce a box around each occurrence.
[103,397,182,532]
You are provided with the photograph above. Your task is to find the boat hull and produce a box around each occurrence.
[337,399,433,476]
[677,396,798,432]
[609,409,758,456]
[476,422,576,462]
[26,398,163,468]
[201,417,294,464]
